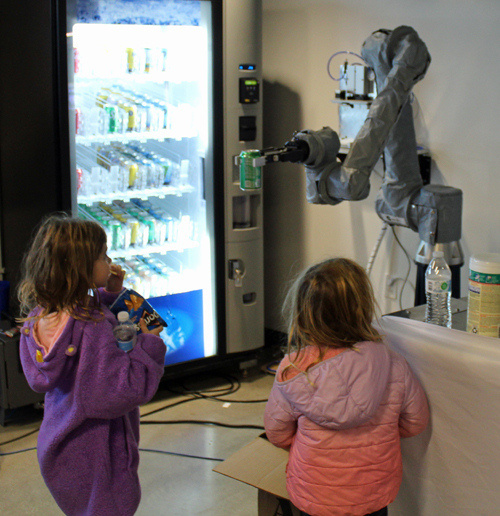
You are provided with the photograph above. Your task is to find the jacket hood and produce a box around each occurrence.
[20,315,87,393]
[276,341,392,430]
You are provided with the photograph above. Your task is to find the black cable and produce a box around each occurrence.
[140,419,265,430]
[140,396,198,418]
[167,374,240,396]
[171,374,268,402]
[0,427,40,446]
[0,446,223,462]
[139,448,223,462]
[1,375,268,461]
[206,396,269,403]
[0,447,37,456]
[140,391,269,420]
[141,374,268,418]
[165,374,240,399]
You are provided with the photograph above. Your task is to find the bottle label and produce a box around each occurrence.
[117,338,134,352]
[426,279,451,293]
[469,271,500,284]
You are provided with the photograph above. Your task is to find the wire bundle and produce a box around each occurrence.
[0,373,269,462]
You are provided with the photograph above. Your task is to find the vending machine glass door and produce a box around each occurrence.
[69,0,217,366]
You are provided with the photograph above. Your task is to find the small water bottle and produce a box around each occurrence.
[113,311,137,352]
[424,251,452,328]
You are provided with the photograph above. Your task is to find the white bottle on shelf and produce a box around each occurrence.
[424,251,452,328]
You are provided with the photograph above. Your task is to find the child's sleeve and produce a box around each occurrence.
[264,382,297,449]
[79,317,166,420]
[19,332,52,393]
[398,359,430,438]
[97,287,123,308]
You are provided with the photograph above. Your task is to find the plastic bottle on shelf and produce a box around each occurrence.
[424,251,452,328]
[113,311,137,352]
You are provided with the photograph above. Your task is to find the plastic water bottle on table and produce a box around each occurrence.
[424,251,452,328]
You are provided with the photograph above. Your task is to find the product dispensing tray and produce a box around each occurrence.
[387,297,469,332]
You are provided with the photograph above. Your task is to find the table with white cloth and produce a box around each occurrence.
[378,298,500,515]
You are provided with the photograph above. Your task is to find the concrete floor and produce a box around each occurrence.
[0,366,276,516]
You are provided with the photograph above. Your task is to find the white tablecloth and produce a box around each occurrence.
[377,316,500,515]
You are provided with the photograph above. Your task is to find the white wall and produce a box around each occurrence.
[262,0,500,332]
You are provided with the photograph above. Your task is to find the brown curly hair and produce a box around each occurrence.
[17,214,107,322]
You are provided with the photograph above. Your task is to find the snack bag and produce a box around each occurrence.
[110,289,167,333]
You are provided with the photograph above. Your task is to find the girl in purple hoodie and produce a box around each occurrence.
[18,215,166,516]
[264,258,429,516]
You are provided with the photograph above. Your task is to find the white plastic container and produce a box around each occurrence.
[467,253,500,337]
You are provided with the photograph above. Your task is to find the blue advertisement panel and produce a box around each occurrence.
[149,289,205,366]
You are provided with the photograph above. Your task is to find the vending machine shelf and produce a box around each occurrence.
[78,184,194,205]
[75,72,182,84]
[76,131,198,145]
[108,239,199,259]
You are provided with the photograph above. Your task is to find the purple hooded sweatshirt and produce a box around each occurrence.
[19,289,166,516]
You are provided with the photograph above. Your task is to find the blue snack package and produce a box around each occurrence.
[110,289,167,333]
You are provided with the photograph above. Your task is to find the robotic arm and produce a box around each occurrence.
[254,26,463,298]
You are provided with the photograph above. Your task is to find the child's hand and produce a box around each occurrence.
[107,264,125,293]
[139,318,163,336]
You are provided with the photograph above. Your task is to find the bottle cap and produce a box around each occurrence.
[117,311,130,323]
[432,251,444,258]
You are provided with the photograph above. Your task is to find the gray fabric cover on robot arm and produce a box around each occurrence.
[296,26,431,210]
[363,26,430,228]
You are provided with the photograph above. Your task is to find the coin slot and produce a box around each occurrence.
[242,292,256,304]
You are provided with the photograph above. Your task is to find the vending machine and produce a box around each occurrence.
[0,0,264,377]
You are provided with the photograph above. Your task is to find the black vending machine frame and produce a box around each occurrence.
[0,0,233,380]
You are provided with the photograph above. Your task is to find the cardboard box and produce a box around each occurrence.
[213,434,301,516]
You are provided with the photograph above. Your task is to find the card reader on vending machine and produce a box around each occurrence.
[239,78,260,104]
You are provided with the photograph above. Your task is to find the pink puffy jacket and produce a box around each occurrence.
[264,342,429,516]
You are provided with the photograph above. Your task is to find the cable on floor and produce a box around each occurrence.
[140,396,198,418]
[141,374,268,418]
[168,374,240,396]
[205,396,269,404]
[169,374,269,403]
[0,447,37,456]
[0,427,40,446]
[139,448,224,462]
[0,446,224,462]
[165,374,246,402]
[140,420,265,430]
[263,361,280,375]
[1,373,269,458]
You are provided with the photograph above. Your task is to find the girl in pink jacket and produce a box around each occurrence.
[264,258,429,516]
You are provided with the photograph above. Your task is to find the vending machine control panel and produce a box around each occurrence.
[239,77,260,104]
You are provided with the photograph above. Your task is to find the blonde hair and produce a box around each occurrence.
[282,257,382,379]
[17,214,107,322]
